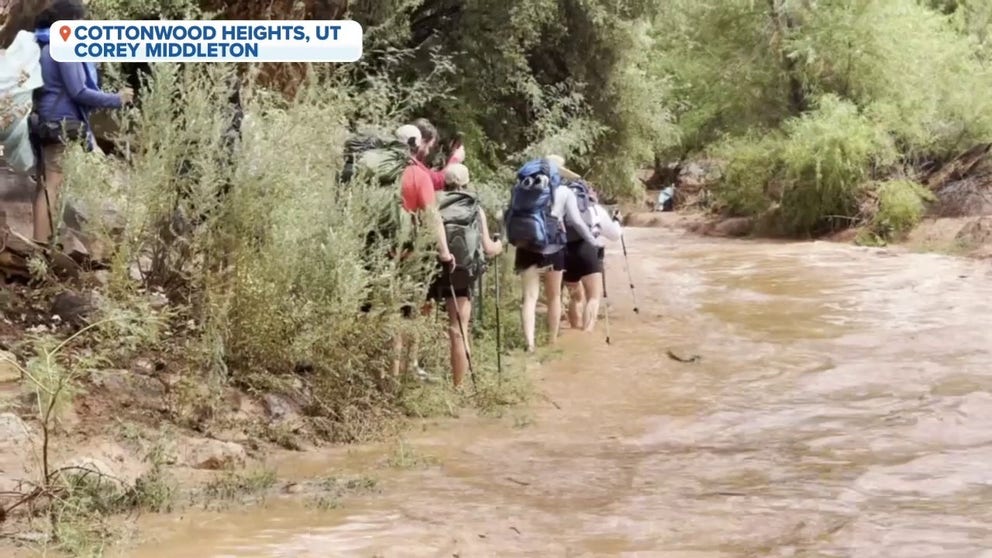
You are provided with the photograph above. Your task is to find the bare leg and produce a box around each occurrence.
[391,333,403,379]
[545,270,563,345]
[445,296,473,387]
[566,281,584,329]
[581,272,603,331]
[520,266,540,352]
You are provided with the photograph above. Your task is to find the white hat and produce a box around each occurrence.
[395,124,422,148]
[546,154,581,181]
[444,163,470,187]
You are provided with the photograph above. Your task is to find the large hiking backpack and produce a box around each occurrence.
[504,158,565,252]
[439,190,485,280]
[564,178,599,242]
[0,31,43,173]
[340,132,408,186]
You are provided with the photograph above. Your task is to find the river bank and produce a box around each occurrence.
[73,227,992,555]
[621,206,992,260]
[3,209,991,556]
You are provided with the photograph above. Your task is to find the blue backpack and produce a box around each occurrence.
[505,158,565,253]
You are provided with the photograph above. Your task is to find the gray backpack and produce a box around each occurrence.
[438,191,485,278]
[564,179,597,242]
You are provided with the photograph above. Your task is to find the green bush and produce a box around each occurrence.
[710,132,782,217]
[777,95,897,235]
[871,179,934,239]
[61,58,532,439]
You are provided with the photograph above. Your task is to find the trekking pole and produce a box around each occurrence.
[493,233,503,385]
[448,281,476,389]
[614,213,640,314]
[602,268,611,345]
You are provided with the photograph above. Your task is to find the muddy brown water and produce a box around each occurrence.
[123,228,992,556]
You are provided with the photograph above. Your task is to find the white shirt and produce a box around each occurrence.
[591,205,622,241]
[549,186,598,245]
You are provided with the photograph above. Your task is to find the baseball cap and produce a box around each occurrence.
[444,163,470,188]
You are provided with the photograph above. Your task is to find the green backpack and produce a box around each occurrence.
[438,191,485,279]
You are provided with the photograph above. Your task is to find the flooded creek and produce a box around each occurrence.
[128,228,992,557]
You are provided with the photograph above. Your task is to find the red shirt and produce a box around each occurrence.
[400,159,436,213]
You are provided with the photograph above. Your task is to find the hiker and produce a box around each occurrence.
[29,0,133,245]
[391,123,456,380]
[410,117,465,191]
[430,163,502,387]
[563,181,622,331]
[505,155,603,353]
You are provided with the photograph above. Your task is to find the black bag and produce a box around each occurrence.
[29,88,88,146]
[30,114,87,145]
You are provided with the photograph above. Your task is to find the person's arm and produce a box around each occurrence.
[57,62,122,109]
[477,208,503,257]
[428,167,446,191]
[427,146,466,191]
[596,205,622,241]
[557,188,601,245]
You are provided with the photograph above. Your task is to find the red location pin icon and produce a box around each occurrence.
[59,25,71,41]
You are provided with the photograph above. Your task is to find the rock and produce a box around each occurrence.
[262,392,305,433]
[89,369,167,412]
[710,217,753,238]
[57,457,125,487]
[132,358,155,375]
[955,216,992,248]
[677,159,723,189]
[54,439,146,488]
[0,350,20,383]
[92,269,111,287]
[262,392,301,420]
[0,412,30,445]
[0,413,34,491]
[50,289,96,324]
[148,291,169,310]
[931,175,992,217]
[179,437,246,470]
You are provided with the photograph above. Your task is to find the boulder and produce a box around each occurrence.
[710,217,754,238]
[0,350,20,383]
[261,392,303,431]
[89,369,167,412]
[0,412,30,445]
[177,437,247,470]
[0,413,34,495]
[955,216,992,248]
[931,175,992,217]
[50,289,96,325]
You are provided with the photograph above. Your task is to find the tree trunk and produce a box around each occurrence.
[767,0,808,115]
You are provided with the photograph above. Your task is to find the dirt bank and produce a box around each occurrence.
[622,207,992,260]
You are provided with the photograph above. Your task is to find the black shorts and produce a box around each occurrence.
[359,301,418,317]
[514,248,565,274]
[427,266,475,301]
[563,240,603,283]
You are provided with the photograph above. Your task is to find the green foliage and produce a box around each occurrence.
[777,95,896,234]
[871,179,935,239]
[710,133,782,217]
[655,0,992,232]
[87,0,209,19]
[60,42,538,441]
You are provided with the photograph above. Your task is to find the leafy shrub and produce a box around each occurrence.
[777,95,896,235]
[710,132,782,217]
[60,54,536,438]
[871,179,934,239]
